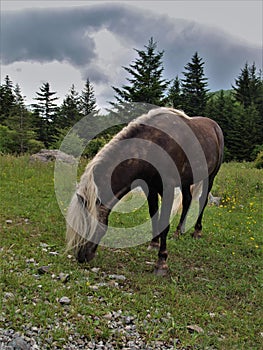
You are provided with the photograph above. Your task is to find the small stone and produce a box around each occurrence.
[91,267,100,273]
[103,312,112,320]
[38,266,50,274]
[108,274,126,281]
[125,316,135,324]
[26,258,35,263]
[89,285,99,291]
[6,219,13,224]
[49,251,59,256]
[187,324,204,334]
[7,336,30,350]
[59,296,71,305]
[58,273,70,283]
[4,292,15,300]
[40,242,49,248]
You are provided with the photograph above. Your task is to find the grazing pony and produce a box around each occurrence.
[66,108,224,275]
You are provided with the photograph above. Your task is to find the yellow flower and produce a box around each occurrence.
[250,237,255,240]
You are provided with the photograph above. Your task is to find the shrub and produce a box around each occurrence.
[254,151,263,169]
[0,125,18,153]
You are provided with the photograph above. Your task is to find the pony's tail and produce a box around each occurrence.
[171,188,183,216]
[171,181,203,217]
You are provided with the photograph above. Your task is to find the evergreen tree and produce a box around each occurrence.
[232,62,262,109]
[206,90,262,161]
[32,82,59,147]
[80,78,97,115]
[7,84,32,153]
[0,75,16,123]
[232,63,263,154]
[58,84,82,129]
[181,52,209,116]
[112,38,169,106]
[206,91,239,160]
[166,76,182,109]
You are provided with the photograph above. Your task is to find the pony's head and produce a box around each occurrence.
[66,161,107,263]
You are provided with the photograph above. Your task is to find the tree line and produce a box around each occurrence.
[0,38,262,161]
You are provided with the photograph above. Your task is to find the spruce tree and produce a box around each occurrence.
[181,52,209,116]
[232,62,262,109]
[232,63,263,155]
[166,76,182,109]
[80,78,97,115]
[0,75,16,123]
[7,84,32,153]
[112,38,169,106]
[32,82,59,147]
[58,84,82,129]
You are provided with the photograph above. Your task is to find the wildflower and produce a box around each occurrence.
[250,237,255,240]
[255,245,259,249]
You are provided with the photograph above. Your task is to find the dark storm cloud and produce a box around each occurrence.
[1,3,261,89]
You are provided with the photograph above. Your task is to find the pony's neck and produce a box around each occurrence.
[94,159,138,211]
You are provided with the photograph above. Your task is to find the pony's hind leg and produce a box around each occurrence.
[174,185,192,238]
[147,188,160,250]
[192,177,214,238]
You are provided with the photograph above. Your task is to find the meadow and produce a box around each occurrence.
[0,156,262,349]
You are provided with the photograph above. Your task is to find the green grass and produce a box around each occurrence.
[0,156,262,349]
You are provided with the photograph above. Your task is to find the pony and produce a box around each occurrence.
[66,107,224,275]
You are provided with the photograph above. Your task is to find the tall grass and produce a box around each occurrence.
[0,156,262,349]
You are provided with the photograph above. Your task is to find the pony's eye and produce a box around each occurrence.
[96,197,101,206]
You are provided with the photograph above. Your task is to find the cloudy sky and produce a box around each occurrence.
[1,1,262,109]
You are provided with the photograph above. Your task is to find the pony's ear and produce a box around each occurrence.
[76,193,87,208]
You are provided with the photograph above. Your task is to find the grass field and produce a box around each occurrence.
[0,156,262,349]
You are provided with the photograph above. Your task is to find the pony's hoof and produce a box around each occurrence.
[192,231,202,239]
[147,242,160,250]
[154,267,169,276]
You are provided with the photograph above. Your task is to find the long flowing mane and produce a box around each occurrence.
[66,108,190,252]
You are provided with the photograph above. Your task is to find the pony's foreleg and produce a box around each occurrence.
[174,185,192,238]
[147,188,160,250]
[155,187,174,276]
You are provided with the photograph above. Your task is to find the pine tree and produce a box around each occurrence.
[58,84,82,129]
[232,62,262,109]
[80,78,97,116]
[112,38,169,106]
[181,52,209,116]
[206,91,238,160]
[0,75,16,123]
[32,82,59,147]
[232,63,263,156]
[7,84,31,153]
[166,76,182,109]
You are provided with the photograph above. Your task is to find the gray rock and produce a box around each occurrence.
[59,296,71,305]
[30,149,76,164]
[7,336,30,350]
